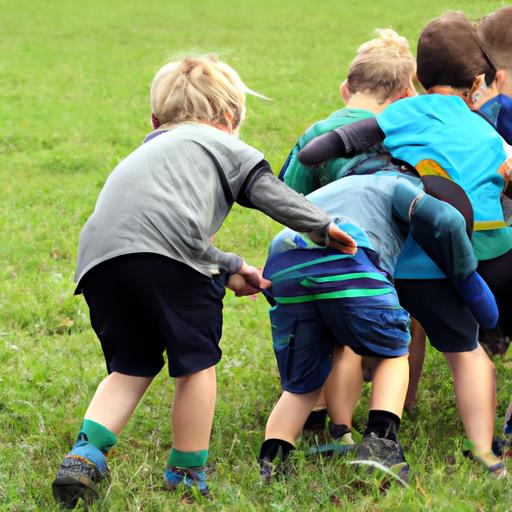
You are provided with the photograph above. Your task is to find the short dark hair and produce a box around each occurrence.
[417,11,496,91]
[477,6,512,71]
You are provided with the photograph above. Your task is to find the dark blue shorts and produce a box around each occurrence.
[395,278,478,352]
[270,300,410,394]
[80,253,227,378]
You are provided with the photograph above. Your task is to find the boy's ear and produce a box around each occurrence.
[151,113,161,129]
[494,69,508,92]
[397,78,417,100]
[340,80,351,103]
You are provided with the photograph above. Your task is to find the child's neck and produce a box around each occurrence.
[345,93,389,114]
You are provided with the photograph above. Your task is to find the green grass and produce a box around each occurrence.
[1,0,512,509]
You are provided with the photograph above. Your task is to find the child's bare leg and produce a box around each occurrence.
[405,319,426,409]
[444,345,496,455]
[52,372,153,507]
[313,387,327,411]
[265,389,322,443]
[325,346,364,428]
[369,355,409,417]
[84,372,153,435]
[172,366,217,451]
[356,355,409,476]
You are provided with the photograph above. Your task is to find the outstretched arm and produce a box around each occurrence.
[392,180,498,328]
[392,179,476,279]
[298,118,384,165]
[238,160,357,254]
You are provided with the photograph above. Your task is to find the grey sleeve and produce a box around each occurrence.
[203,245,243,275]
[242,169,331,238]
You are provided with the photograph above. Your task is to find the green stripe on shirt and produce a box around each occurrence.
[299,271,389,287]
[274,287,394,304]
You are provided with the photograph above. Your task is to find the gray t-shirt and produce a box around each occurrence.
[76,122,331,283]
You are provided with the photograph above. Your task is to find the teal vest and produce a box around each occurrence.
[379,94,507,230]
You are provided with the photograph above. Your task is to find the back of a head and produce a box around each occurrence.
[417,11,496,91]
[346,28,416,103]
[477,6,512,71]
[150,55,246,130]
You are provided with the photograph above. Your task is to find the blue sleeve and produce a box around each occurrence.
[392,181,477,279]
[452,272,498,329]
[409,194,477,279]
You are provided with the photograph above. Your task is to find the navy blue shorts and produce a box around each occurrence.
[80,253,227,378]
[269,300,410,394]
[395,278,478,352]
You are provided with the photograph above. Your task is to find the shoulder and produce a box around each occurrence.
[300,108,373,145]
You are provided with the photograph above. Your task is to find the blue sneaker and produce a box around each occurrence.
[52,440,108,509]
[164,466,210,499]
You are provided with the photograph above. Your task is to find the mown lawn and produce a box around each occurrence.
[1,0,511,510]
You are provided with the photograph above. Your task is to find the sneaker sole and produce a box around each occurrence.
[52,475,99,509]
[351,459,410,488]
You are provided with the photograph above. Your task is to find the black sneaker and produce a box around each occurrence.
[356,433,409,484]
[52,441,108,509]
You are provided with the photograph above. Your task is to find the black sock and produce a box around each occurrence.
[304,409,328,430]
[364,410,401,443]
[329,423,351,440]
[259,439,294,463]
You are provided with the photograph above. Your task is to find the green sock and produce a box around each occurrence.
[79,419,117,454]
[168,448,208,469]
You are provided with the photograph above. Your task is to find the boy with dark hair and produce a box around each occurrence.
[477,3,512,439]
[477,6,512,145]
[298,11,511,477]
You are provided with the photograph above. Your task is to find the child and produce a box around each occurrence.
[299,11,511,476]
[51,55,357,508]
[259,171,497,481]
[280,28,417,435]
[477,6,512,145]
[280,29,416,194]
[477,4,512,439]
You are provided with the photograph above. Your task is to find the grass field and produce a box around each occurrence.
[2,0,512,510]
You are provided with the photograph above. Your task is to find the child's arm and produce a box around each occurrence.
[238,160,357,254]
[392,179,475,280]
[297,118,384,165]
[226,267,271,297]
[392,179,498,328]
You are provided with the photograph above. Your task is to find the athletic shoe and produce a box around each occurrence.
[462,439,507,478]
[356,433,409,484]
[472,451,507,479]
[329,423,355,445]
[165,466,210,498]
[52,440,108,509]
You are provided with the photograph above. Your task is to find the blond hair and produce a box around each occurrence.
[477,6,512,72]
[150,55,246,130]
[346,29,416,103]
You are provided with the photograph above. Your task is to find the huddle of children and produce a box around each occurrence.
[51,7,512,508]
